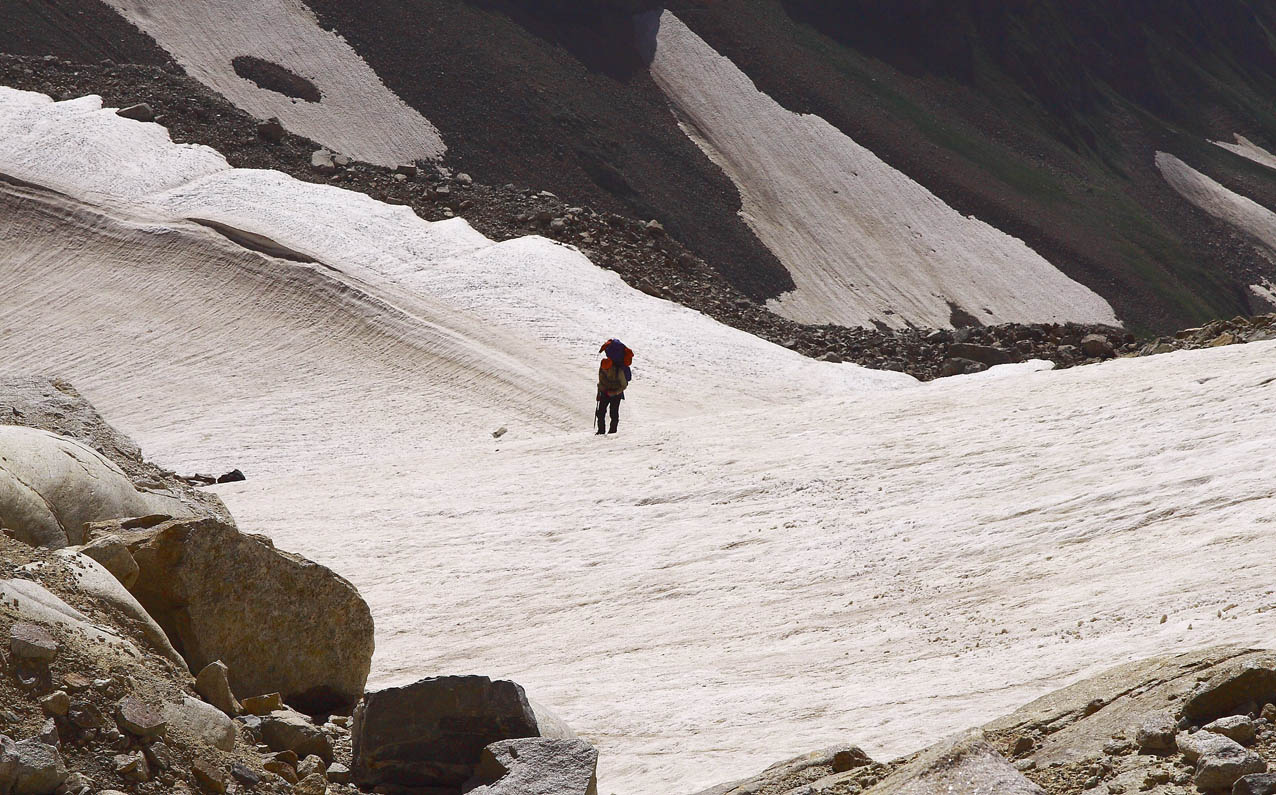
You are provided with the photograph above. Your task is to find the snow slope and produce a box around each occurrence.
[100,0,445,166]
[215,340,1276,795]
[5,86,1276,795]
[1156,151,1276,306]
[0,87,909,452]
[638,11,1119,331]
[1157,152,1276,255]
[1214,134,1276,173]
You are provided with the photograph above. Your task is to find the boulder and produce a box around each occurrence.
[115,697,166,739]
[939,357,989,378]
[216,469,245,484]
[0,427,188,547]
[120,517,373,713]
[310,149,337,174]
[351,676,572,789]
[1134,711,1178,752]
[191,758,226,793]
[6,737,67,795]
[115,103,155,122]
[1194,741,1265,790]
[862,732,1044,794]
[0,376,229,523]
[241,693,283,716]
[1206,715,1257,746]
[162,696,236,751]
[1179,730,1244,763]
[10,623,56,662]
[256,118,285,143]
[72,535,138,589]
[1183,657,1276,724]
[260,709,332,763]
[1235,773,1276,794]
[947,343,1015,366]
[195,661,241,717]
[1080,334,1115,358]
[465,738,598,795]
[296,754,325,779]
[294,773,328,795]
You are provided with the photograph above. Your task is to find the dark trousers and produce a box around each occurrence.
[596,394,622,433]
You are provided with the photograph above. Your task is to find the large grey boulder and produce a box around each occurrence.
[161,696,236,752]
[119,516,373,713]
[1183,656,1276,724]
[0,427,187,547]
[351,676,573,789]
[1192,740,1265,790]
[464,738,598,795]
[5,737,67,794]
[260,708,332,762]
[0,376,227,524]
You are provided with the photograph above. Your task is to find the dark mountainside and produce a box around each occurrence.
[4,0,1276,336]
[300,0,1276,333]
[301,0,795,301]
[665,0,1276,333]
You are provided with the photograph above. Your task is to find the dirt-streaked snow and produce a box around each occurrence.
[639,11,1119,332]
[101,0,445,166]
[1157,151,1276,306]
[1214,134,1276,173]
[1157,151,1276,255]
[4,87,1276,795]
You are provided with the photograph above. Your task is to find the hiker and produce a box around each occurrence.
[596,338,633,435]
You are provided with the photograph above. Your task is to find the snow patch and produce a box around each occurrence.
[101,0,445,166]
[1156,151,1276,255]
[639,11,1119,331]
[1213,134,1276,173]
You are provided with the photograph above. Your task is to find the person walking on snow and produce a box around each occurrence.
[596,338,633,435]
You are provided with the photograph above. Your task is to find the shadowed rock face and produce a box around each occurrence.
[351,676,574,789]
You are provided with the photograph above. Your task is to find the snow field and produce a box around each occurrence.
[219,341,1276,794]
[101,0,445,166]
[639,11,1119,331]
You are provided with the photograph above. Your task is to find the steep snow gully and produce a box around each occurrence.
[4,88,1276,794]
[639,11,1119,331]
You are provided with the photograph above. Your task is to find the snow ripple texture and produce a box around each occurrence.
[639,11,1119,331]
[102,0,445,166]
[4,87,1276,795]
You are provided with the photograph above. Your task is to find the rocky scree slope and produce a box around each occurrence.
[0,376,377,794]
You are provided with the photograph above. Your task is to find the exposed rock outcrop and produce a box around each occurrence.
[864,732,1044,794]
[690,745,889,795]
